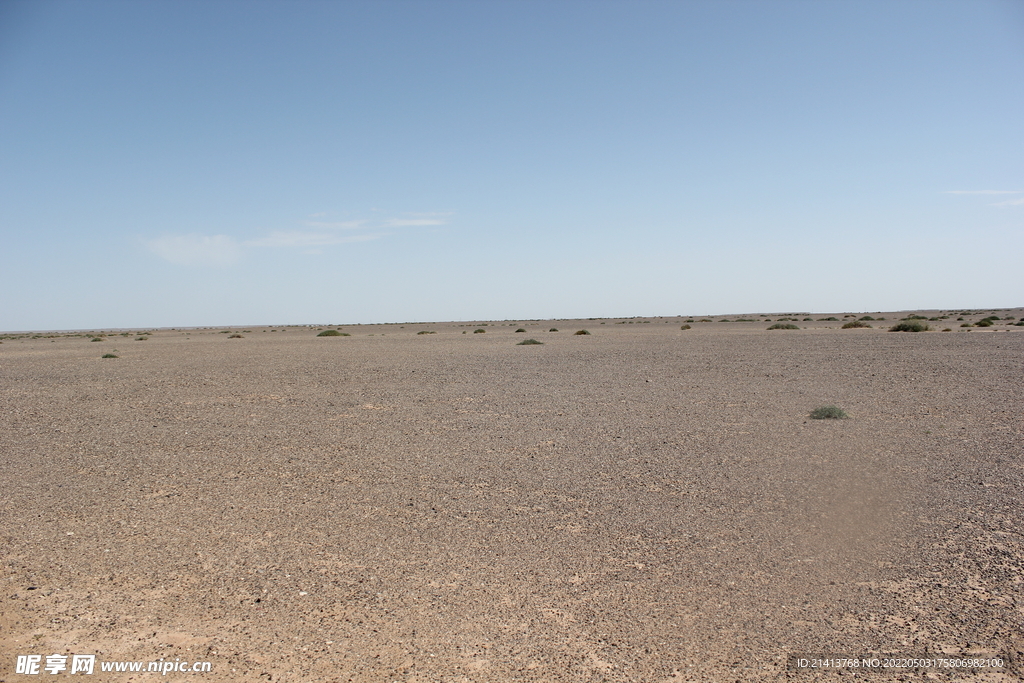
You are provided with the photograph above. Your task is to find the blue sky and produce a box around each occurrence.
[1,0,1022,330]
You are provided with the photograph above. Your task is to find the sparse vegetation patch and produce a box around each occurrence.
[890,321,929,332]
[768,323,800,330]
[574,330,590,335]
[810,405,848,419]
[517,339,543,345]
[841,320,871,329]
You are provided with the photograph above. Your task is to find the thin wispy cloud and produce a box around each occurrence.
[991,197,1024,206]
[146,234,241,267]
[245,231,383,248]
[147,211,448,266]
[385,218,446,227]
[304,220,367,230]
[945,190,1021,195]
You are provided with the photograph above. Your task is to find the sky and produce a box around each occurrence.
[1,0,1022,331]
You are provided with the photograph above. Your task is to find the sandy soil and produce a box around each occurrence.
[2,311,1022,682]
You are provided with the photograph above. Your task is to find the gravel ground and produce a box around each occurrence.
[2,313,1022,682]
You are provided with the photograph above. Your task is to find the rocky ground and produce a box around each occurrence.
[2,310,1022,682]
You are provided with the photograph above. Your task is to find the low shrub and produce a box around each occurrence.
[549,328,558,332]
[859,316,874,321]
[317,330,346,336]
[810,405,848,419]
[574,329,590,335]
[101,353,118,358]
[680,324,691,330]
[517,338,543,345]
[473,329,485,334]
[841,320,871,329]
[417,331,436,335]
[975,319,993,327]
[515,328,526,333]
[228,334,243,338]
[890,321,929,332]
[768,323,799,330]
[90,338,102,342]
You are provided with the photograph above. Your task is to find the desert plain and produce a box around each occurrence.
[1,310,1022,682]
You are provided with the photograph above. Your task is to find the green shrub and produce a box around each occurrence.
[473,329,485,334]
[700,319,712,323]
[90,338,102,342]
[549,328,558,332]
[515,328,526,333]
[574,329,590,335]
[417,330,436,335]
[680,324,691,330]
[517,338,543,345]
[135,337,147,341]
[228,334,243,338]
[905,315,928,320]
[961,323,973,327]
[819,317,839,321]
[810,405,848,419]
[768,323,800,330]
[841,320,871,329]
[101,353,118,358]
[942,328,952,332]
[975,319,993,327]
[317,329,346,336]
[890,321,929,332]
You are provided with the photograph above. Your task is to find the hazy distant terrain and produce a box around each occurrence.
[2,310,1022,682]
